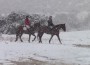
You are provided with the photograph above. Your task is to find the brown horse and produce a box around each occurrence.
[15,22,40,42]
[37,24,66,44]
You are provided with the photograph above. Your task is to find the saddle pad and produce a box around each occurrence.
[23,27,27,30]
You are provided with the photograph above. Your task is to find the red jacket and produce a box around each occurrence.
[25,18,30,25]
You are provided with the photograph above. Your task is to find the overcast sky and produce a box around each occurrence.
[0,0,90,15]
[0,0,59,14]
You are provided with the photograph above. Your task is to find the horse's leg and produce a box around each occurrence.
[15,34,18,42]
[39,34,43,43]
[15,31,19,42]
[28,34,31,42]
[49,35,54,43]
[32,34,36,42]
[19,33,23,42]
[37,33,39,40]
[56,34,62,44]
[38,32,43,43]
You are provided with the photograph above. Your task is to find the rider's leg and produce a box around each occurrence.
[26,25,30,31]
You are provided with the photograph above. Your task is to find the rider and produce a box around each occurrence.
[47,16,54,29]
[24,16,31,30]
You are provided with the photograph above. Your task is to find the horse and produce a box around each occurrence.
[15,22,40,42]
[37,24,66,44]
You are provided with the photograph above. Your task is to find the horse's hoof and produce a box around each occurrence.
[28,40,30,43]
[32,40,34,42]
[15,40,17,42]
[39,41,41,43]
[49,41,50,44]
[21,40,23,42]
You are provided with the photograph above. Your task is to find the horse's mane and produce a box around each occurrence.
[53,24,65,28]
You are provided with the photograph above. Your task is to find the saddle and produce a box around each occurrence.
[23,26,27,30]
[48,26,54,31]
[22,25,30,31]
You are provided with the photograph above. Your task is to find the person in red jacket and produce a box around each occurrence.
[24,16,30,29]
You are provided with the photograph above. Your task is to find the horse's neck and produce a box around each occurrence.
[52,26,60,30]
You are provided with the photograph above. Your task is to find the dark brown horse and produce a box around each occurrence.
[15,22,40,42]
[37,24,66,44]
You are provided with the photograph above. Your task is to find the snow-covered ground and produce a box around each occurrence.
[0,30,90,65]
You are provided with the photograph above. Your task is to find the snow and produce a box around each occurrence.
[0,30,90,65]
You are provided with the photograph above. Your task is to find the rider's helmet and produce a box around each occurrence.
[26,15,29,18]
[49,16,52,19]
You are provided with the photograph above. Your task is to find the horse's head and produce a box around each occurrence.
[60,24,66,32]
[56,24,66,32]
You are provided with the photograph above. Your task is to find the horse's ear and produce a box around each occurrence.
[63,23,65,25]
[63,23,65,26]
[64,24,66,31]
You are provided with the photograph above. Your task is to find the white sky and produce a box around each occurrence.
[0,0,60,14]
[0,0,89,14]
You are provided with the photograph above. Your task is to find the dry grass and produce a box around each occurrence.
[74,44,90,48]
[10,58,76,65]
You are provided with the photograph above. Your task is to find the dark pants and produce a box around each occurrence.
[48,25,54,31]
